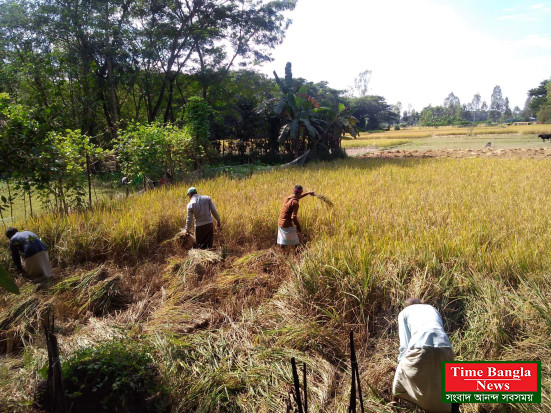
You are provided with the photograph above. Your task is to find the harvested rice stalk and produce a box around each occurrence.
[0,295,49,353]
[312,193,334,208]
[162,229,195,250]
[79,275,124,316]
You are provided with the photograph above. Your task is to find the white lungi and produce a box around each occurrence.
[22,250,53,278]
[277,226,300,246]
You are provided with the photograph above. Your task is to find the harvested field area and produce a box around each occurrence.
[358,147,551,159]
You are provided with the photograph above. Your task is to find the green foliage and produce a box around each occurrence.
[529,79,550,118]
[536,81,551,123]
[347,95,398,130]
[418,104,466,126]
[63,340,168,412]
[0,263,19,295]
[45,129,104,210]
[183,97,218,166]
[0,93,41,177]
[116,123,193,182]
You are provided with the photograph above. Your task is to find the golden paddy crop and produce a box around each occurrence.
[1,156,551,412]
[356,123,551,140]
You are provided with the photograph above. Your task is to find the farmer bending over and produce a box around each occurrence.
[5,227,52,279]
[184,187,221,249]
[393,297,458,413]
[276,185,314,248]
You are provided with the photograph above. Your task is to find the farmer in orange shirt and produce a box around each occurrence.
[276,185,314,248]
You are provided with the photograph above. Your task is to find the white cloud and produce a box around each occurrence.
[514,34,551,49]
[496,14,538,22]
[498,2,550,21]
[260,0,551,110]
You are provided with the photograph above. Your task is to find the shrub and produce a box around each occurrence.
[62,340,168,413]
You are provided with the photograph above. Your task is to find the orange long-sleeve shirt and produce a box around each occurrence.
[278,196,300,228]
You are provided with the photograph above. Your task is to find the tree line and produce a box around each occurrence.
[406,81,551,127]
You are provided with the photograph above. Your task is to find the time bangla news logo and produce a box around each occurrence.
[441,361,541,404]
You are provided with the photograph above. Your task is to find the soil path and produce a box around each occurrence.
[355,147,551,159]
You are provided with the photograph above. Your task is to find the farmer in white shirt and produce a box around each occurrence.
[184,187,221,249]
[393,297,457,413]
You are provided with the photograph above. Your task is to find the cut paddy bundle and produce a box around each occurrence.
[162,229,195,251]
[312,193,334,208]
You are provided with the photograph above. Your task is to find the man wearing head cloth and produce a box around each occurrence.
[276,185,314,248]
[184,187,221,249]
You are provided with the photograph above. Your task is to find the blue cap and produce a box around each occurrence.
[187,187,197,195]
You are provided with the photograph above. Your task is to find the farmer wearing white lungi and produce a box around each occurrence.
[277,185,314,247]
[393,297,456,413]
[5,227,52,279]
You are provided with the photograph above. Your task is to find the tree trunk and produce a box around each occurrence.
[23,190,27,221]
[0,205,5,231]
[7,180,13,221]
[29,190,34,218]
[86,153,92,208]
[163,77,176,123]
[58,180,68,215]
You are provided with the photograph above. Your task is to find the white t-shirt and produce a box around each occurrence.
[397,304,452,361]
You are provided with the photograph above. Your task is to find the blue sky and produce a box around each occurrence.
[259,0,551,111]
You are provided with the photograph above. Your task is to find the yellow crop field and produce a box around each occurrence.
[341,138,412,148]
[2,157,551,411]
[356,123,551,140]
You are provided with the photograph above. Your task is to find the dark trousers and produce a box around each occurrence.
[194,223,214,249]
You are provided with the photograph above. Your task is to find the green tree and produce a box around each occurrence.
[348,95,398,130]
[115,123,193,188]
[489,85,505,123]
[46,130,104,212]
[528,79,550,118]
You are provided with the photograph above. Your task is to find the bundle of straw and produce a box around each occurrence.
[312,193,334,208]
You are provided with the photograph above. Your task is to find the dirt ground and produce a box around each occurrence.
[350,147,551,159]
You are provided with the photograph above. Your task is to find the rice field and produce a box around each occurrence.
[341,138,412,149]
[1,156,551,412]
[357,123,551,140]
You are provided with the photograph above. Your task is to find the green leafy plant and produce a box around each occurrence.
[63,340,168,412]
[0,263,19,295]
[115,123,193,188]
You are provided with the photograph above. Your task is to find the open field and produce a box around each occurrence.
[341,137,413,149]
[2,156,551,412]
[356,123,551,140]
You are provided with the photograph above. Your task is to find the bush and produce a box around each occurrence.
[62,340,168,413]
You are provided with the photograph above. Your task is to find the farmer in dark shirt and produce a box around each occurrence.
[276,185,314,247]
[5,227,52,278]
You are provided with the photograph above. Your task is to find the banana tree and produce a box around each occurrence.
[273,63,326,156]
[317,103,359,155]
[273,63,358,159]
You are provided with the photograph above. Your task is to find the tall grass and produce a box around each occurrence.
[2,156,551,411]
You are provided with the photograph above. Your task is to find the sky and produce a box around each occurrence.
[259,0,551,112]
